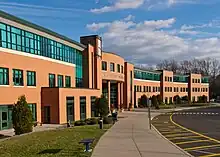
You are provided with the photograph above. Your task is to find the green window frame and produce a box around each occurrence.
[13,69,23,86]
[28,103,37,121]
[102,61,107,71]
[117,64,120,73]
[80,96,86,120]
[110,63,115,72]
[58,75,64,87]
[27,71,36,86]
[65,76,71,88]
[0,67,9,85]
[49,73,55,87]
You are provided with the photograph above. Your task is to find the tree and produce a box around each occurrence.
[140,94,148,108]
[12,95,33,135]
[94,95,109,117]
[151,95,158,107]
[174,95,181,104]
[156,94,163,105]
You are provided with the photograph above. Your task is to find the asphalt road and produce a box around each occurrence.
[152,106,220,157]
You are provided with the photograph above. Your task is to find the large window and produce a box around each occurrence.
[102,61,107,71]
[80,96,86,120]
[134,69,161,81]
[117,64,120,73]
[0,22,83,88]
[58,75,64,87]
[0,67,9,85]
[65,76,71,87]
[173,75,188,83]
[91,96,97,117]
[66,97,74,122]
[13,69,23,86]
[28,103,37,121]
[27,71,36,86]
[110,63,115,72]
[49,73,55,87]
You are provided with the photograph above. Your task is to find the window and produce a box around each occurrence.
[13,69,23,86]
[186,88,188,92]
[140,86,142,92]
[49,74,55,87]
[110,63,115,72]
[198,79,200,83]
[153,87,155,92]
[65,76,71,87]
[28,103,37,121]
[66,97,74,122]
[170,77,172,82]
[0,67,9,85]
[102,61,107,71]
[165,87,167,92]
[117,64,120,73]
[58,75,64,87]
[80,96,86,120]
[121,65,123,73]
[27,71,36,86]
[149,86,151,92]
[170,87,172,92]
[91,96,97,117]
[192,79,194,83]
[158,87,160,92]
[165,76,167,81]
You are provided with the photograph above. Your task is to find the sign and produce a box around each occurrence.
[97,39,102,57]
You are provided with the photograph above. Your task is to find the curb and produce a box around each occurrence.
[151,124,193,157]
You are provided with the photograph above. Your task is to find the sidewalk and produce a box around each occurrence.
[92,111,190,157]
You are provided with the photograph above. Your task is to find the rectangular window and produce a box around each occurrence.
[117,64,120,73]
[110,63,115,72]
[28,103,37,121]
[102,61,107,71]
[91,96,97,117]
[49,73,55,87]
[80,96,86,120]
[58,75,64,87]
[66,97,74,122]
[153,87,155,92]
[0,67,9,85]
[165,76,167,81]
[65,76,71,87]
[149,86,151,92]
[121,65,123,73]
[13,69,23,86]
[27,71,36,86]
[140,86,142,92]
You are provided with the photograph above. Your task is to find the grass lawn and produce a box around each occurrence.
[0,124,111,157]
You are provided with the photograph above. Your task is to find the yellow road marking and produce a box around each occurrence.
[170,114,220,143]
[168,135,201,140]
[165,133,194,138]
[184,144,220,151]
[162,131,189,135]
[200,153,220,157]
[176,139,210,145]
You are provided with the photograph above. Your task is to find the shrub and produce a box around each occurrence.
[140,94,148,108]
[12,95,33,135]
[85,118,98,125]
[95,95,109,117]
[174,95,181,104]
[151,95,158,107]
[156,94,163,105]
[74,120,86,126]
[103,116,113,124]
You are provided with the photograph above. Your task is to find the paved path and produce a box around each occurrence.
[92,111,190,157]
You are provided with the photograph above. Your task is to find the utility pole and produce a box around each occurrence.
[147,98,152,130]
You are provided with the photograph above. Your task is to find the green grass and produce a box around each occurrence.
[0,124,111,157]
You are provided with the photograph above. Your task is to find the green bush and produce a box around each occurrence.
[85,118,98,125]
[151,95,158,107]
[12,95,33,135]
[156,94,163,105]
[95,95,109,117]
[103,117,113,124]
[140,94,148,108]
[74,120,86,126]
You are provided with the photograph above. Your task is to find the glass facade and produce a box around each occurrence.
[173,75,188,83]
[27,71,36,86]
[28,103,36,121]
[57,75,64,87]
[0,22,83,87]
[65,76,71,87]
[13,69,23,86]
[49,73,55,87]
[202,77,209,83]
[134,69,161,81]
[80,96,86,120]
[0,67,9,85]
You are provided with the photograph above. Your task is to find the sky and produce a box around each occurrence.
[1,0,220,67]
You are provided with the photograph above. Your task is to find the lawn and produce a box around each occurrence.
[0,124,111,157]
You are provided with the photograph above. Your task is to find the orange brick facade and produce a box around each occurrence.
[0,11,209,129]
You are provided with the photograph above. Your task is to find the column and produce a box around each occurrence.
[120,83,124,106]
[117,82,121,109]
[108,81,111,111]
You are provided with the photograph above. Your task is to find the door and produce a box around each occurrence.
[1,109,8,130]
[44,106,50,124]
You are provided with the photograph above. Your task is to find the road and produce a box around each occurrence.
[152,106,220,157]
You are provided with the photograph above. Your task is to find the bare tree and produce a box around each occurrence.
[156,59,179,73]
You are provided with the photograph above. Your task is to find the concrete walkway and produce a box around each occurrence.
[92,111,190,157]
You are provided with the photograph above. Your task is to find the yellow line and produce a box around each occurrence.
[184,144,220,151]
[162,131,189,134]
[168,135,201,140]
[165,133,194,138]
[176,139,210,145]
[200,153,220,157]
[170,114,220,143]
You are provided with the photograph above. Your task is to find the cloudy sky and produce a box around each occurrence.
[1,0,220,66]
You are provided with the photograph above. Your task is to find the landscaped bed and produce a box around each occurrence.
[0,124,111,157]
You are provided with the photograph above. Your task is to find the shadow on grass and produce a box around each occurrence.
[0,134,11,139]
[38,149,62,154]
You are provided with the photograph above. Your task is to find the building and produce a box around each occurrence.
[0,11,209,130]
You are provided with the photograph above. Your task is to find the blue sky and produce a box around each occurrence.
[1,0,220,66]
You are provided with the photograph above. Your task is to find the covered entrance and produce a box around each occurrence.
[0,105,12,130]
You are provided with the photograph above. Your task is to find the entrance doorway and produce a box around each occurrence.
[0,106,12,130]
[44,106,50,124]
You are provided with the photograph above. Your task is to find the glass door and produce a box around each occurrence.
[1,109,8,130]
[44,106,50,124]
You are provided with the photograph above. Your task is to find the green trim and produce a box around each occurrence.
[0,10,86,49]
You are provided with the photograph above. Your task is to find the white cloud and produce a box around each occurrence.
[90,0,144,13]
[124,15,135,21]
[87,16,220,66]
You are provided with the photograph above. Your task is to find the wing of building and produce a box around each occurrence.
[0,10,209,130]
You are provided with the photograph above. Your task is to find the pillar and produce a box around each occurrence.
[117,82,121,109]
[121,83,124,106]
[108,81,111,111]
